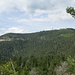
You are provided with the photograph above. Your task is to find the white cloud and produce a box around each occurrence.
[0,0,75,32]
[48,11,73,22]
[0,27,30,35]
[14,10,72,23]
[0,28,6,35]
[0,0,29,13]
[16,18,49,23]
[5,27,30,33]
[0,0,14,13]
[0,0,74,13]
[4,0,73,23]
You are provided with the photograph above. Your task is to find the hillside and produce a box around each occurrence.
[0,28,75,61]
[0,28,75,75]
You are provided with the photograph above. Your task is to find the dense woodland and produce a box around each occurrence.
[0,28,75,75]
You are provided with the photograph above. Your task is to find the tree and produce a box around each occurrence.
[67,56,75,73]
[66,7,75,18]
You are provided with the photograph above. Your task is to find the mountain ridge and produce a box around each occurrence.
[0,28,75,61]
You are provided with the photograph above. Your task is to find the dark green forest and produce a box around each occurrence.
[0,28,75,75]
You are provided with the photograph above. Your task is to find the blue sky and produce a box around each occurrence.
[0,0,75,35]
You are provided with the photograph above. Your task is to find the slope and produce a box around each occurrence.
[0,28,75,61]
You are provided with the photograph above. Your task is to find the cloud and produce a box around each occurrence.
[5,27,30,33]
[14,10,72,23]
[28,0,54,12]
[0,0,74,13]
[0,0,75,36]
[0,27,30,35]
[0,0,29,13]
[28,0,73,12]
[16,17,50,23]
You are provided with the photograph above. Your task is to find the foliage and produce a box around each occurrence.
[66,7,75,18]
[67,56,75,73]
[0,55,63,75]
[0,29,75,61]
[0,29,75,74]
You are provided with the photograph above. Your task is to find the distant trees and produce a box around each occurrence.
[1,29,75,74]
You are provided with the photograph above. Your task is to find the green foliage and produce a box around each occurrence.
[66,7,75,18]
[67,56,75,73]
[0,55,65,75]
[0,28,75,61]
[0,54,75,75]
[0,29,75,74]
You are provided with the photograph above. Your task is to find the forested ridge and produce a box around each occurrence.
[0,28,75,75]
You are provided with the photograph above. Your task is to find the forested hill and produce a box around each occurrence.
[0,28,75,61]
[1,28,75,75]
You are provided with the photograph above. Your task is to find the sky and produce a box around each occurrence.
[0,0,75,35]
